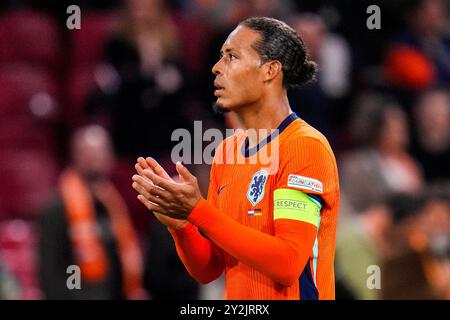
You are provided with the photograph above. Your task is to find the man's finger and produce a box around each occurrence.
[143,169,176,191]
[132,175,171,200]
[135,163,153,180]
[132,173,154,192]
[138,157,152,170]
[137,158,156,177]
[146,157,172,180]
[132,181,152,199]
[137,194,166,214]
[133,185,166,207]
[132,180,167,207]
[176,161,196,183]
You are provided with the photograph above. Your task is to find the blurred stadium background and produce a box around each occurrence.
[0,0,448,300]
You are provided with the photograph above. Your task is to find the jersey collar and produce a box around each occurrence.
[242,112,299,157]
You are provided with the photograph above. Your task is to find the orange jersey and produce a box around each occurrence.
[170,113,339,300]
[208,115,339,299]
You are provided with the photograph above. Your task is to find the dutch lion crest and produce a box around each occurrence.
[247,169,269,206]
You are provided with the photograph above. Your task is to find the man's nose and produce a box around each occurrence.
[212,59,222,75]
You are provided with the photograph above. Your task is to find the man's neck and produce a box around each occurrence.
[235,94,291,129]
[233,93,292,147]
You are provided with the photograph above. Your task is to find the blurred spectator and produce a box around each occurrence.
[340,93,423,213]
[181,0,292,29]
[0,255,21,299]
[384,0,450,91]
[419,184,450,299]
[290,13,351,99]
[382,184,450,299]
[411,88,450,182]
[288,13,351,139]
[87,0,190,160]
[380,192,435,299]
[0,219,41,299]
[336,199,393,299]
[39,125,144,299]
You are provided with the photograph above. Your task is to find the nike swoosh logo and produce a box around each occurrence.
[217,185,226,195]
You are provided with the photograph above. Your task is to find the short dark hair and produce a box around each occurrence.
[240,16,317,88]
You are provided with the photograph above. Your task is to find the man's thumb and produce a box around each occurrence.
[176,162,194,182]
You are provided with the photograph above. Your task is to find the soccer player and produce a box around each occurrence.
[132,17,339,300]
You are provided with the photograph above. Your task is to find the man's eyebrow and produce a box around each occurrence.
[220,48,236,55]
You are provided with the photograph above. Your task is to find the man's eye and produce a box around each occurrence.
[229,54,236,60]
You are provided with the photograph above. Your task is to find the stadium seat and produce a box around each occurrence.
[64,65,98,129]
[6,66,59,99]
[0,17,11,67]
[0,9,61,74]
[0,66,60,155]
[0,74,28,119]
[0,65,60,119]
[0,119,57,156]
[0,150,58,220]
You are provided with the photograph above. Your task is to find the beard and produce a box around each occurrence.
[212,102,230,114]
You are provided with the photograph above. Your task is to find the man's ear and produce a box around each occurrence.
[262,60,282,83]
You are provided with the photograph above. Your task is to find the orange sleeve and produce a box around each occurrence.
[167,163,224,284]
[168,223,224,284]
[188,198,317,286]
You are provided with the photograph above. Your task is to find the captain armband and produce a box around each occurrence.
[273,188,321,227]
